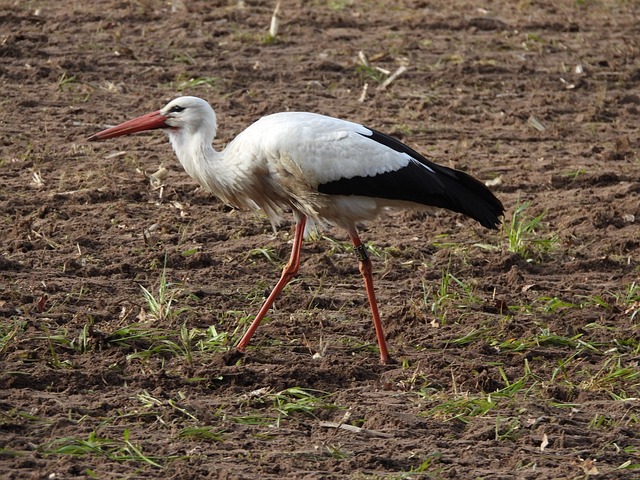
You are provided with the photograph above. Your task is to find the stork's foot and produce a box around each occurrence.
[222,349,245,366]
[380,354,397,366]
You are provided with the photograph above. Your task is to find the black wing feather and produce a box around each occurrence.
[317,129,504,229]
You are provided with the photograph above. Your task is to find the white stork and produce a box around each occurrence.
[89,96,504,364]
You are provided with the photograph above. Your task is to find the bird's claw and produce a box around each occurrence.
[222,349,245,366]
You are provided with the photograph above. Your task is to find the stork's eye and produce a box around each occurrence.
[168,105,185,114]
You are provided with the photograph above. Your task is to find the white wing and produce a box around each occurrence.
[240,112,415,186]
[225,112,503,230]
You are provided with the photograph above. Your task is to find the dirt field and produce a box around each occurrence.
[1,0,639,478]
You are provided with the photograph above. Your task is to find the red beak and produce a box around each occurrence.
[88,110,168,141]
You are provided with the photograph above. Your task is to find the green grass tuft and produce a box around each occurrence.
[505,199,558,262]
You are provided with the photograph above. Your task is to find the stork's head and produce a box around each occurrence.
[88,96,217,142]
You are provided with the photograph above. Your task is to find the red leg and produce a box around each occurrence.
[236,217,307,352]
[349,231,392,364]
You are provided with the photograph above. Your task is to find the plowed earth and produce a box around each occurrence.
[1,1,639,478]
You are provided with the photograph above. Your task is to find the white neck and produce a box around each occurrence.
[166,126,247,210]
[169,128,217,179]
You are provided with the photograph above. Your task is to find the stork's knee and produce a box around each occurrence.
[359,258,373,277]
[282,261,300,279]
[354,243,369,262]
[354,248,372,275]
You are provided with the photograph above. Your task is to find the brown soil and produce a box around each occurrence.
[1,1,639,478]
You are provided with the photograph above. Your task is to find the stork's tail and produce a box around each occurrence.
[319,129,504,229]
